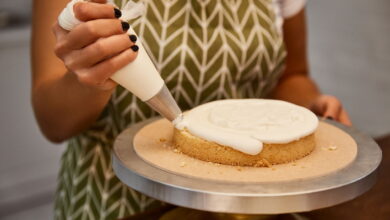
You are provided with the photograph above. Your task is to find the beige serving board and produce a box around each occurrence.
[133,119,357,183]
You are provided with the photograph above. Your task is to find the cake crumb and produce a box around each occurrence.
[159,138,167,142]
[180,162,186,167]
[328,145,338,151]
[292,163,297,166]
[236,167,242,171]
[300,166,306,169]
[255,161,263,167]
[272,168,276,171]
[255,159,272,167]
[208,161,218,166]
[263,159,272,168]
[173,148,180,153]
[161,142,170,148]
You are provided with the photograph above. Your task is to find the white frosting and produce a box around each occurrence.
[172,114,186,129]
[175,99,318,155]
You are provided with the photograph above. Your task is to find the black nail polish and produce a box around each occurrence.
[129,35,137,43]
[114,8,122,18]
[121,22,130,31]
[326,116,334,120]
[131,45,139,52]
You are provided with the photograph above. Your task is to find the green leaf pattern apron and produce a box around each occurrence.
[55,0,286,219]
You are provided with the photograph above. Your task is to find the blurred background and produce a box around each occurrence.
[0,0,389,219]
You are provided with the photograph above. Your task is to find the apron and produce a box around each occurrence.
[54,0,286,219]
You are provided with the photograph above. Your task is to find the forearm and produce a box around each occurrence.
[32,71,113,142]
[273,9,320,108]
[271,74,320,108]
[271,8,351,125]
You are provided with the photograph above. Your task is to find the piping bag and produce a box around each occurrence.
[58,0,183,122]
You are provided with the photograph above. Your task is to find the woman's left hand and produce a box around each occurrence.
[310,95,352,126]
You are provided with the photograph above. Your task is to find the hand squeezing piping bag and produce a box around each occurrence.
[58,0,182,122]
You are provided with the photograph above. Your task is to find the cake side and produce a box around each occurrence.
[173,128,316,167]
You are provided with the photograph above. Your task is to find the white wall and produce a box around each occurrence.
[0,27,64,217]
[307,0,390,136]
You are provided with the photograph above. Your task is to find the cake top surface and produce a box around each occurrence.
[174,99,319,155]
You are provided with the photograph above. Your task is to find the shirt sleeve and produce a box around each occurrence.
[278,0,306,19]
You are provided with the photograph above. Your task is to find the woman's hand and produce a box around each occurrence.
[310,95,352,126]
[52,0,139,91]
[31,0,140,142]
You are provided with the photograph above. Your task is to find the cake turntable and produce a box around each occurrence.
[112,117,381,216]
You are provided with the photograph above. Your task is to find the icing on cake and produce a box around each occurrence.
[174,99,318,155]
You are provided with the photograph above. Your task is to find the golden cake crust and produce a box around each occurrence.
[173,128,315,167]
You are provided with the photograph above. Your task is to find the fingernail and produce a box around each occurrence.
[114,8,122,18]
[326,116,334,120]
[121,22,130,31]
[129,34,137,43]
[131,45,139,52]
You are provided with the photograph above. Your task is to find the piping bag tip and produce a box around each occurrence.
[145,84,182,123]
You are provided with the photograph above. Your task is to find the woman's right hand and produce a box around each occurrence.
[52,0,139,91]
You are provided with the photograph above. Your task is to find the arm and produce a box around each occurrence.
[272,9,319,107]
[271,9,352,126]
[32,0,137,142]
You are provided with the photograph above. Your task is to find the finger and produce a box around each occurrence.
[98,79,118,91]
[77,47,139,86]
[57,19,128,54]
[323,99,342,120]
[53,22,72,59]
[65,34,135,69]
[73,2,120,22]
[310,100,325,116]
[52,22,68,40]
[339,109,352,126]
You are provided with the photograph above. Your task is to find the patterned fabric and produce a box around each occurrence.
[55,0,286,219]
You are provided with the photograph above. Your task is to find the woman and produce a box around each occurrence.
[32,0,351,219]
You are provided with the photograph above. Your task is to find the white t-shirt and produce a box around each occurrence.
[277,0,306,18]
[274,0,306,33]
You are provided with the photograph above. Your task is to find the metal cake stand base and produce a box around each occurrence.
[112,118,381,216]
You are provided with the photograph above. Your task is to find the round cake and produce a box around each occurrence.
[172,99,319,167]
